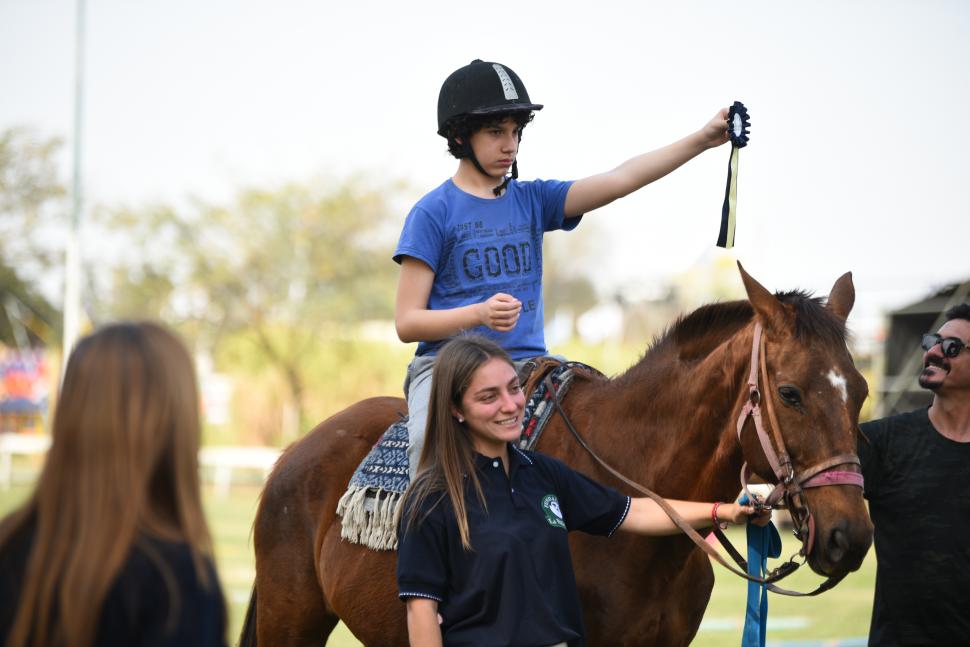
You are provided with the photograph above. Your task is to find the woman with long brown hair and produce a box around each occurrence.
[0,322,226,646]
[397,335,765,647]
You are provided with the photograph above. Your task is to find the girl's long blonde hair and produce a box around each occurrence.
[0,322,221,647]
[400,335,515,550]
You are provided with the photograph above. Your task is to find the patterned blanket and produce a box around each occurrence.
[335,418,409,550]
[335,361,597,550]
[518,360,594,451]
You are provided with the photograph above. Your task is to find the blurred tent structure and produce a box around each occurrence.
[876,277,970,417]
[0,262,57,433]
[0,346,50,434]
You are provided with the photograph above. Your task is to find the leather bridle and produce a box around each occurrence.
[542,321,865,596]
[735,323,864,558]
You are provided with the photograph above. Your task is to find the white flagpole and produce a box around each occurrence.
[62,0,86,374]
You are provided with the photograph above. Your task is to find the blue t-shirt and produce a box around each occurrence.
[397,446,630,647]
[394,178,579,359]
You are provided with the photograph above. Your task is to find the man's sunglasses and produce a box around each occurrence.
[920,333,969,358]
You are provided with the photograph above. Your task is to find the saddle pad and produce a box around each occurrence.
[336,361,596,551]
[519,361,594,451]
[335,417,409,550]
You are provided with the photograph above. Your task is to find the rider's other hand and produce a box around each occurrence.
[479,293,522,332]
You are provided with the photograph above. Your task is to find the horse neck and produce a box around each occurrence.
[573,325,754,501]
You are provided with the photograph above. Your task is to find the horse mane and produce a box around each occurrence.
[666,300,754,360]
[617,290,847,382]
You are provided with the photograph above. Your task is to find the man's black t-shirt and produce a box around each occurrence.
[859,408,970,646]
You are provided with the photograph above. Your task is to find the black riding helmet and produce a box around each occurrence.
[437,60,543,195]
[437,59,543,134]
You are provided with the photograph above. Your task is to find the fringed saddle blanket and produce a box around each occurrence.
[335,417,409,550]
[335,359,601,551]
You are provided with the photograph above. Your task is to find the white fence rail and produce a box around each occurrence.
[0,432,51,490]
[199,445,281,497]
[0,432,281,496]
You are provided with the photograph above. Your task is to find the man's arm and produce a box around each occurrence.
[563,109,730,218]
[394,257,522,342]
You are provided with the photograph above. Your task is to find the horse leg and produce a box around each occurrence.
[238,584,337,647]
[250,462,340,645]
[574,536,713,647]
[651,548,714,646]
[254,562,337,646]
[318,526,409,646]
[238,587,257,647]
[247,398,409,646]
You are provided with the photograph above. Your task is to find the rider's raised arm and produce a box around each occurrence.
[563,109,730,218]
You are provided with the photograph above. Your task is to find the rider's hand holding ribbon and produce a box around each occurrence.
[716,101,751,248]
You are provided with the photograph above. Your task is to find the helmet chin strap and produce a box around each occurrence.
[494,160,517,197]
[461,140,516,197]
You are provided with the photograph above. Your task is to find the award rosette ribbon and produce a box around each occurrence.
[716,101,750,248]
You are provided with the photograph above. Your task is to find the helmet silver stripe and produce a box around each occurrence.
[492,64,519,101]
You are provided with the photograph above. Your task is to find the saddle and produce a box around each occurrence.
[335,357,601,551]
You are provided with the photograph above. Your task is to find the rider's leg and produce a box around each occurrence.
[404,355,436,482]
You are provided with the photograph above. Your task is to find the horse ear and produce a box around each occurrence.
[826,271,855,322]
[738,261,785,330]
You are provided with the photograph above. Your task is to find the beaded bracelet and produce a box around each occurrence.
[711,502,728,530]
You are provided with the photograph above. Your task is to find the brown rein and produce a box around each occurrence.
[542,322,864,596]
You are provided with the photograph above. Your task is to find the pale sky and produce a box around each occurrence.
[2,0,969,338]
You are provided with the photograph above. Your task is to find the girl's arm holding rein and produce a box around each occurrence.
[619,498,764,536]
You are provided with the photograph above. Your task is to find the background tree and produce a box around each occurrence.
[542,224,603,337]
[0,127,66,347]
[97,178,404,441]
[0,261,59,348]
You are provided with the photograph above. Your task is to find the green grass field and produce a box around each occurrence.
[697,525,874,646]
[0,481,874,646]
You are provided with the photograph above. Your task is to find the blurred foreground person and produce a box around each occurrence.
[859,303,970,645]
[0,322,227,647]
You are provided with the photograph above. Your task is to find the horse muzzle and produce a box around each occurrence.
[803,492,873,576]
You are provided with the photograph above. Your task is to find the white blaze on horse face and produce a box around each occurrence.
[827,369,848,403]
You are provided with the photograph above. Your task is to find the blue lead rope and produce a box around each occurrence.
[740,494,782,647]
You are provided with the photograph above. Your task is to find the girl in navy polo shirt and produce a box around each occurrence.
[396,336,761,647]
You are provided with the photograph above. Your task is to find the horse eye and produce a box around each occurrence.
[778,384,803,408]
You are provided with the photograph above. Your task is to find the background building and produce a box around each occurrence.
[876,278,970,417]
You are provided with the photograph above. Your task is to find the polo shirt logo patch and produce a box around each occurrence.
[541,494,566,530]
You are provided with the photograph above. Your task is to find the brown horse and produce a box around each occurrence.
[239,265,873,646]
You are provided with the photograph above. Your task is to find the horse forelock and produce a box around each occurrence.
[775,290,848,348]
